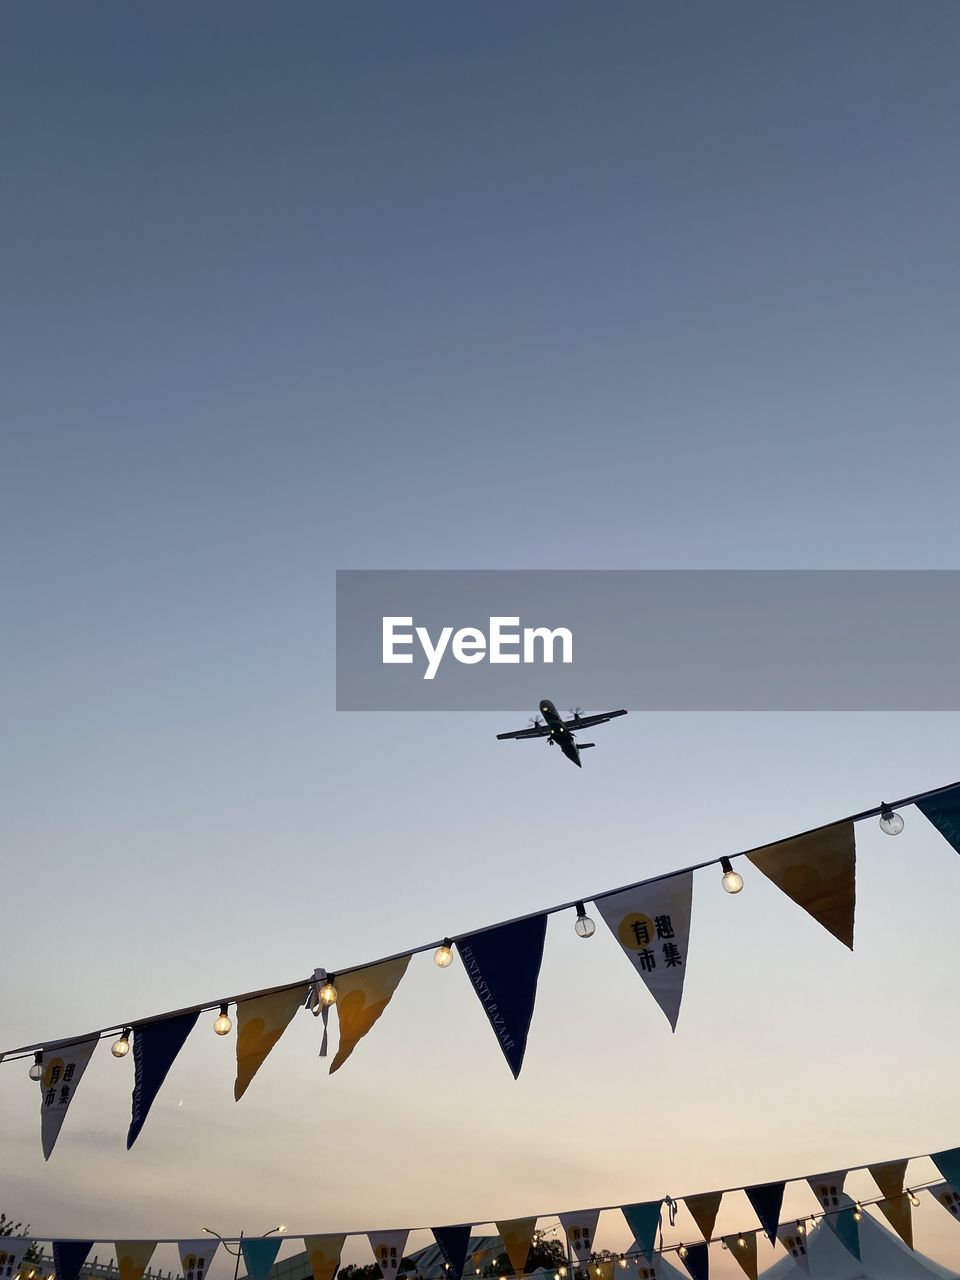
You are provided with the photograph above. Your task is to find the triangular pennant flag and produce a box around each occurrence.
[433,1227,472,1280]
[826,1207,861,1262]
[775,1226,809,1275]
[127,1011,199,1147]
[875,1194,914,1250]
[916,786,960,855]
[746,822,856,948]
[807,1171,847,1212]
[115,1243,157,1280]
[495,1219,538,1278]
[928,1182,960,1221]
[559,1212,600,1262]
[235,983,310,1100]
[932,1147,960,1190]
[0,1239,33,1280]
[329,955,411,1074]
[869,1159,908,1201]
[456,914,547,1078]
[304,1236,346,1280]
[39,1036,98,1159]
[745,1182,785,1246]
[241,1240,282,1280]
[636,1264,659,1280]
[621,1203,662,1264]
[53,1242,93,1280]
[678,1243,708,1280]
[178,1240,221,1280]
[594,870,693,1030]
[684,1194,722,1242]
[368,1232,408,1280]
[721,1233,757,1280]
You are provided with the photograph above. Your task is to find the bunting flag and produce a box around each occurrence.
[808,1172,847,1212]
[495,1218,538,1278]
[683,1194,722,1242]
[932,1147,960,1189]
[826,1207,862,1262]
[678,1243,708,1280]
[916,785,960,855]
[456,915,547,1078]
[746,822,856,948]
[39,1036,98,1160]
[0,1239,32,1280]
[178,1240,220,1280]
[621,1202,662,1264]
[241,1240,283,1280]
[929,1183,960,1221]
[53,1242,93,1280]
[303,1235,346,1280]
[235,983,310,1100]
[115,1242,157,1280]
[775,1226,809,1275]
[329,956,411,1074]
[432,1227,472,1280]
[636,1264,658,1280]
[559,1211,600,1262]
[874,1195,913,1249]
[721,1232,757,1280]
[594,871,693,1030]
[868,1159,907,1201]
[128,1011,199,1148]
[368,1231,408,1279]
[744,1182,785,1246]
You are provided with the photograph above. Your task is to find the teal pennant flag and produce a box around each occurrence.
[916,786,960,855]
[933,1147,960,1190]
[621,1202,662,1264]
[241,1239,283,1280]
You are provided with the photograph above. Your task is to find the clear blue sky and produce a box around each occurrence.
[2,1,960,1274]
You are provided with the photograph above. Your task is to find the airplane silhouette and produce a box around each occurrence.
[496,699,627,767]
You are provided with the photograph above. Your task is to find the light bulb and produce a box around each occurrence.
[737,1237,746,1250]
[618,1257,627,1270]
[908,1190,920,1208]
[796,1222,805,1236]
[853,1203,862,1222]
[879,806,904,836]
[111,1029,131,1058]
[574,901,596,938]
[29,1052,44,1082]
[214,1003,232,1036]
[720,856,744,894]
[434,939,454,968]
[319,977,338,1006]
[677,1246,688,1261]
[559,1267,568,1276]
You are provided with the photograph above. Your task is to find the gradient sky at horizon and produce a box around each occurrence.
[3,2,960,1275]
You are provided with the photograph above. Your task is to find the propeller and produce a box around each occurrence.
[529,716,542,728]
[568,707,582,720]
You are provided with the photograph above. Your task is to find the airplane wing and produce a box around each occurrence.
[562,709,628,731]
[496,723,551,740]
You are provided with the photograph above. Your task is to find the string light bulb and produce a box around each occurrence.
[719,856,744,894]
[214,1003,232,1036]
[796,1222,805,1236]
[29,1051,44,1082]
[574,901,596,938]
[879,805,904,836]
[677,1247,688,1261]
[908,1190,920,1208]
[558,1267,568,1276]
[618,1257,627,1270]
[737,1237,747,1250]
[434,939,454,968]
[319,976,338,1006]
[852,1203,862,1222]
[111,1028,132,1058]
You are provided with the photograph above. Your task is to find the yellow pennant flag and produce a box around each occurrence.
[495,1218,538,1278]
[746,821,856,948]
[869,1159,908,1201]
[235,983,310,1100]
[304,1235,346,1280]
[684,1193,723,1241]
[721,1233,757,1280]
[330,955,411,1073]
[115,1243,157,1280]
[876,1195,914,1250]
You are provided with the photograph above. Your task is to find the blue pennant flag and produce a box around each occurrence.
[916,787,960,855]
[933,1147,960,1190]
[53,1242,93,1280]
[127,1010,200,1148]
[242,1239,283,1280]
[827,1208,862,1262]
[621,1203,662,1263]
[678,1243,709,1280]
[456,914,547,1078]
[745,1181,785,1245]
[433,1226,472,1280]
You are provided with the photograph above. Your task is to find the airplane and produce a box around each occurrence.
[496,699,628,768]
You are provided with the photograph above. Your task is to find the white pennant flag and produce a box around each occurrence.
[559,1212,600,1262]
[929,1183,960,1221]
[594,871,693,1030]
[776,1226,810,1274]
[39,1036,98,1159]
[0,1239,33,1280]
[368,1232,409,1280]
[178,1240,221,1280]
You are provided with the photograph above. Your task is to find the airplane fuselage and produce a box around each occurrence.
[538,699,583,767]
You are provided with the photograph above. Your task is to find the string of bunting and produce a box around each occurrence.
[8,1144,960,1280]
[4,778,960,1158]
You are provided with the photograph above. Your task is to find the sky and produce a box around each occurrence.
[2,0,960,1275]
